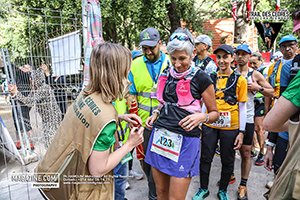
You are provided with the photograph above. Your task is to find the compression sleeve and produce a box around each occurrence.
[239,102,247,131]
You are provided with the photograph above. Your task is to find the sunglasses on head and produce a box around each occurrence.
[169,33,194,45]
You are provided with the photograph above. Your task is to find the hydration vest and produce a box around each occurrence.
[210,71,241,105]
[156,67,202,114]
[268,60,282,89]
[193,56,213,71]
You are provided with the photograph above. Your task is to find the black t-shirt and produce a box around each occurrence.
[154,69,213,137]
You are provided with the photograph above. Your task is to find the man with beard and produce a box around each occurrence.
[128,27,170,200]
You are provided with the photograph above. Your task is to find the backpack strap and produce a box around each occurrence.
[200,56,213,71]
[258,66,266,75]
[210,72,218,91]
[224,71,240,103]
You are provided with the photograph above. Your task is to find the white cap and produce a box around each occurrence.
[195,35,212,47]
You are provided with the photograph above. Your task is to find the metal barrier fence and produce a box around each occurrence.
[0,5,83,200]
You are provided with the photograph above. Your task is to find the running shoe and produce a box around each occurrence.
[129,170,143,180]
[217,174,236,186]
[192,188,210,200]
[218,190,229,200]
[237,185,248,200]
[125,181,130,190]
[255,153,264,166]
[251,150,257,158]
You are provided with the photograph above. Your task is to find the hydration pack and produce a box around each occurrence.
[193,56,213,71]
[268,60,281,88]
[210,71,241,105]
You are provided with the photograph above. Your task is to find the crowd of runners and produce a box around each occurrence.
[5,9,300,200]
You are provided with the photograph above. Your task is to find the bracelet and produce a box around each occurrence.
[152,109,160,116]
[204,114,209,123]
[239,130,246,134]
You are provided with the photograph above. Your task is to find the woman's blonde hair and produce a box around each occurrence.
[84,43,131,103]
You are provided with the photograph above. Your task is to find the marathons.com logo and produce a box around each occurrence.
[10,173,59,188]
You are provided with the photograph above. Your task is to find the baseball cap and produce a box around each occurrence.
[139,27,160,47]
[195,35,212,47]
[235,44,252,54]
[279,35,298,46]
[213,44,234,55]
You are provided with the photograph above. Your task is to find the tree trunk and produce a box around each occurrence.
[166,1,180,33]
[234,0,249,44]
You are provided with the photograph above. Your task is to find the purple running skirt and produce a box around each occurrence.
[145,128,200,178]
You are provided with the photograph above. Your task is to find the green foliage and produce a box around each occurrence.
[0,0,299,58]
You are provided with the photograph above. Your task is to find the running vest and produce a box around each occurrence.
[268,60,283,98]
[130,55,169,125]
[36,92,117,200]
[156,66,202,114]
[255,66,268,99]
[210,71,241,105]
[193,56,213,71]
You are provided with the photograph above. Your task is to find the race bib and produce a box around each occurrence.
[150,128,183,162]
[210,111,231,128]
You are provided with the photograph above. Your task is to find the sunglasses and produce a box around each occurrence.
[169,33,194,45]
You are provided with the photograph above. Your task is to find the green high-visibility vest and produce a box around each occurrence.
[114,99,129,144]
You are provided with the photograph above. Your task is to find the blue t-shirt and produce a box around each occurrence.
[128,52,166,95]
[278,59,293,140]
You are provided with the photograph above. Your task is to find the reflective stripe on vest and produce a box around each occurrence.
[137,91,157,99]
[138,104,158,112]
[114,99,129,143]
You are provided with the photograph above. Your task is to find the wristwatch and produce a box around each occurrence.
[259,86,264,92]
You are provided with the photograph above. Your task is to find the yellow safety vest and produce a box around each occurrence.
[130,55,169,125]
[114,99,129,144]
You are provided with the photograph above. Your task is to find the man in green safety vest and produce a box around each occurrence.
[128,27,170,200]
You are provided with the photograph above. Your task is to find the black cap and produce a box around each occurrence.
[213,44,234,55]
